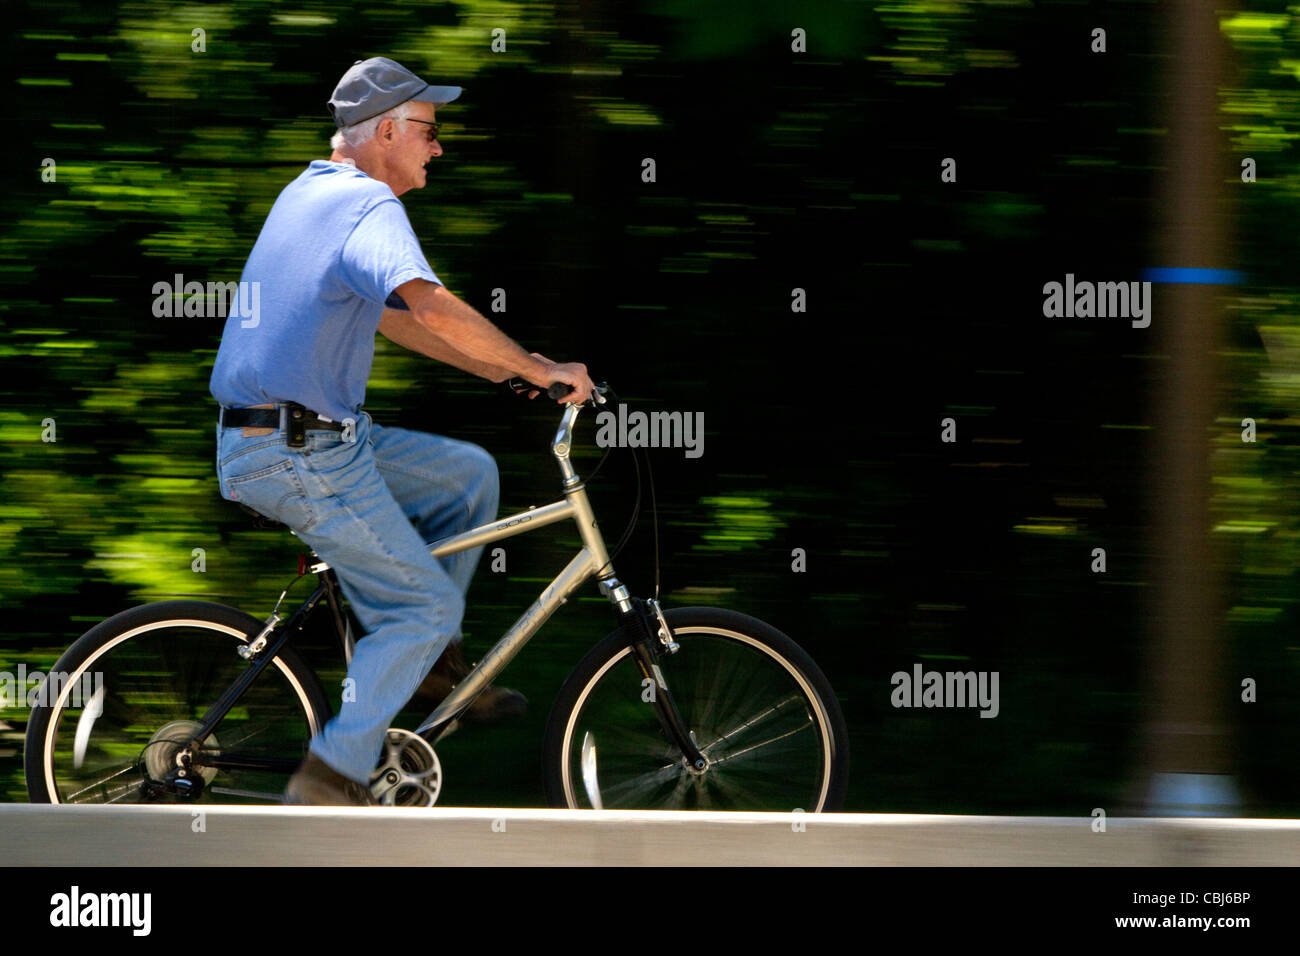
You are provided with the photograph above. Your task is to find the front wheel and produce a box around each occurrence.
[543,607,850,811]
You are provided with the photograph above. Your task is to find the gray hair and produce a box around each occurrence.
[330,100,414,151]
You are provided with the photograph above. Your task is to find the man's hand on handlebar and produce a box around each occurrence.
[526,353,597,405]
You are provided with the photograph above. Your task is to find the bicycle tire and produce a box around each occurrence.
[543,606,850,811]
[25,600,331,805]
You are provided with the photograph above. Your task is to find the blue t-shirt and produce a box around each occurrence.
[209,160,441,422]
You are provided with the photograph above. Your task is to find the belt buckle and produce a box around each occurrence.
[284,402,307,448]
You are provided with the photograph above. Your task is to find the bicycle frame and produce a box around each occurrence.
[186,395,709,786]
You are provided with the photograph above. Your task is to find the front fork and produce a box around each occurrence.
[618,595,708,772]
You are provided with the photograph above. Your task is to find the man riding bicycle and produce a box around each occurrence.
[208,56,595,805]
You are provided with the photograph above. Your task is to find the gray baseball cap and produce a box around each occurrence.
[328,57,462,128]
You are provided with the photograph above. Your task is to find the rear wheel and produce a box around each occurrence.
[544,607,849,811]
[25,600,330,804]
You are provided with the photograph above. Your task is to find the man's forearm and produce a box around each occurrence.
[393,281,550,383]
[377,308,514,381]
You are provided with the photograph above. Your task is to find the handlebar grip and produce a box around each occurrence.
[504,378,574,400]
[504,378,606,404]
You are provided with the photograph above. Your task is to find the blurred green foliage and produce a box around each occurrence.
[1,0,1299,816]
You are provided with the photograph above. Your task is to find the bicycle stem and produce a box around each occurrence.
[551,395,591,488]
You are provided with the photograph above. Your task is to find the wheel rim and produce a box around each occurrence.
[41,619,321,804]
[559,626,836,811]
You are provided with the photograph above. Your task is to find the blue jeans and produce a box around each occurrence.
[214,409,499,783]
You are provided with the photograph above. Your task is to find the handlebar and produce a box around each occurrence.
[503,378,608,406]
[500,379,611,482]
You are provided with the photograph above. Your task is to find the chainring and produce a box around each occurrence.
[369,728,442,807]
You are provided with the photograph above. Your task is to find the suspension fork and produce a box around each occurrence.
[621,597,708,771]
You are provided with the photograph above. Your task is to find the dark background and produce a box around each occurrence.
[3,0,1299,814]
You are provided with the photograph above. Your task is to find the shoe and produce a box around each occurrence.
[283,751,378,806]
[406,639,528,723]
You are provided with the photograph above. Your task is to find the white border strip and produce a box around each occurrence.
[2,806,1297,866]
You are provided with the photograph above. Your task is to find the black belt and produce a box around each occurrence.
[220,402,345,447]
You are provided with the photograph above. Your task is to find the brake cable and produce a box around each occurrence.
[503,379,663,603]
[581,386,661,601]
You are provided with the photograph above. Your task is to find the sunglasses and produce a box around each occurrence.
[402,118,441,142]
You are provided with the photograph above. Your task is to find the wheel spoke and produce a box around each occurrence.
[102,782,146,805]
[696,693,806,755]
[562,624,841,811]
[209,723,268,751]
[37,614,320,805]
[590,761,680,805]
[65,764,139,803]
[706,719,815,767]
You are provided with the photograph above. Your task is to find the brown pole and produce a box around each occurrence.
[1135,1,1238,812]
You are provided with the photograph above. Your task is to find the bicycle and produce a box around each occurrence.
[25,383,850,811]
